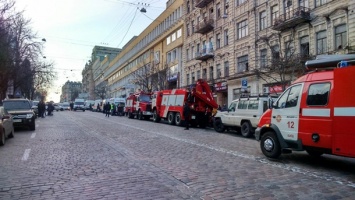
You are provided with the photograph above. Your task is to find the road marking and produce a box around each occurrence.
[31,133,36,138]
[21,149,31,161]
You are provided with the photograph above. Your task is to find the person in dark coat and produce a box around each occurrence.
[38,100,46,118]
[105,102,111,117]
[183,101,191,130]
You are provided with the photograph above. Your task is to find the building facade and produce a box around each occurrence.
[82,46,122,100]
[183,0,355,106]
[60,81,82,102]
[104,0,184,98]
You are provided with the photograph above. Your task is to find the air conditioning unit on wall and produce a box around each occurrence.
[263,87,269,94]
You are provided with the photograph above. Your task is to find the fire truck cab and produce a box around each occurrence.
[125,91,152,120]
[255,54,355,158]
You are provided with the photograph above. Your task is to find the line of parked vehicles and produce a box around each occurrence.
[1,55,354,161]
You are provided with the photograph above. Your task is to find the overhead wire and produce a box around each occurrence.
[117,8,138,48]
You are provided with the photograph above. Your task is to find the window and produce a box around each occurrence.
[217,64,221,78]
[186,23,190,36]
[177,28,182,38]
[209,66,214,80]
[260,49,267,68]
[171,49,176,62]
[187,1,190,13]
[224,0,229,15]
[237,20,248,39]
[317,31,327,54]
[272,45,280,59]
[335,24,347,50]
[276,84,302,109]
[192,46,195,58]
[197,70,201,79]
[224,61,229,77]
[224,29,229,45]
[260,11,266,30]
[216,33,221,49]
[166,37,171,45]
[285,41,294,58]
[202,68,207,80]
[171,33,176,42]
[237,55,248,73]
[217,3,221,18]
[248,100,259,110]
[299,0,309,8]
[300,36,309,58]
[192,72,195,83]
[271,5,279,26]
[316,0,327,7]
[237,100,248,109]
[236,0,247,6]
[192,20,195,33]
[186,48,190,60]
[186,73,190,85]
[167,52,171,63]
[306,83,330,106]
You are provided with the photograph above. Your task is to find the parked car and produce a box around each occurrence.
[61,102,70,110]
[2,98,36,131]
[31,100,39,117]
[53,103,63,111]
[0,106,14,146]
[213,95,277,137]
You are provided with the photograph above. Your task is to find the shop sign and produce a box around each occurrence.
[214,81,227,91]
[269,85,287,94]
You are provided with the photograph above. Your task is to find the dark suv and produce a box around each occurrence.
[2,99,36,130]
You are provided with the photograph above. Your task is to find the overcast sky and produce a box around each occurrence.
[14,0,166,102]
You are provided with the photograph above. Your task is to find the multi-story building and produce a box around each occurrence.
[183,0,355,106]
[105,0,184,98]
[60,81,82,102]
[82,46,122,100]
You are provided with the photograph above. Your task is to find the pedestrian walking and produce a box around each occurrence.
[105,102,111,117]
[183,101,190,130]
[70,102,74,111]
[38,100,46,118]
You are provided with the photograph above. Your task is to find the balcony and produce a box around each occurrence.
[272,7,311,31]
[195,47,214,61]
[195,0,214,8]
[195,18,214,34]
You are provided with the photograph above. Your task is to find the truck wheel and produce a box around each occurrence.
[241,121,253,138]
[167,112,175,125]
[138,111,144,120]
[260,131,281,158]
[213,118,225,133]
[152,110,161,122]
[128,111,134,119]
[0,131,5,146]
[175,113,182,126]
[30,121,36,131]
[306,149,324,157]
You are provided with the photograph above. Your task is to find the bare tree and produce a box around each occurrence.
[94,86,106,100]
[254,32,312,93]
[130,61,168,92]
[0,1,56,99]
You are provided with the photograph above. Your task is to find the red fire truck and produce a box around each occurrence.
[125,91,152,120]
[255,54,355,158]
[151,79,218,128]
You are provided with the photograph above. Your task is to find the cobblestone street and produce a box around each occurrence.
[0,111,354,199]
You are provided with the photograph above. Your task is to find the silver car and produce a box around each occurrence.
[0,106,14,146]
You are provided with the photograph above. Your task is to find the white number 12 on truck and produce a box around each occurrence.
[255,54,355,159]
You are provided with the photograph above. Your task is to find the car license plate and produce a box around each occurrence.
[13,119,22,123]
[191,115,196,119]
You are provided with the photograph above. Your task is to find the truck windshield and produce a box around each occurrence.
[139,95,151,102]
[3,101,31,110]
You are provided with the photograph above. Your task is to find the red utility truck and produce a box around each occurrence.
[151,79,218,128]
[255,54,355,158]
[125,91,152,120]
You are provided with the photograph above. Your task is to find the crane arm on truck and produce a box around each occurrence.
[191,79,218,110]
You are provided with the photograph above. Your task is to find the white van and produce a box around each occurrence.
[73,99,85,111]
[213,96,277,137]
